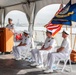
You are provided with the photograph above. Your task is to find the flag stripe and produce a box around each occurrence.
[52,25,62,36]
[44,4,64,36]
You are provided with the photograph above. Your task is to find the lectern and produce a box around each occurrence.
[0,28,14,52]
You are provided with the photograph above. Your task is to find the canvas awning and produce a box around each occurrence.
[0,0,76,33]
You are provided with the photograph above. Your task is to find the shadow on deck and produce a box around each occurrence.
[0,54,76,75]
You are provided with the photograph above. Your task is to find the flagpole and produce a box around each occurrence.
[73,34,76,49]
[66,26,68,30]
[70,24,72,48]
[62,0,63,5]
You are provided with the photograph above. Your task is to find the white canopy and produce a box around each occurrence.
[0,0,76,33]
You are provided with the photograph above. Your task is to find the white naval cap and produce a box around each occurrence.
[63,30,70,35]
[23,30,30,35]
[47,30,52,34]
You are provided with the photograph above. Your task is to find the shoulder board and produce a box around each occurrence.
[51,38,54,39]
[28,36,29,38]
[6,25,9,27]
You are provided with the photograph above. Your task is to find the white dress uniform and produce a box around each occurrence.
[31,37,56,65]
[13,35,31,60]
[46,37,71,72]
[6,24,14,33]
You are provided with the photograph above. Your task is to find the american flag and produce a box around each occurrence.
[45,4,63,36]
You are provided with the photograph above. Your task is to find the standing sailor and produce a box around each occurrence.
[6,18,14,33]
[13,30,31,60]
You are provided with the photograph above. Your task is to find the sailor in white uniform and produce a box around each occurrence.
[6,18,14,33]
[44,30,71,73]
[13,30,31,60]
[31,30,56,68]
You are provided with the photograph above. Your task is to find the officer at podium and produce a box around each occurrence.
[6,18,14,33]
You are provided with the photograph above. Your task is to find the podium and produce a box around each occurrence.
[0,28,14,52]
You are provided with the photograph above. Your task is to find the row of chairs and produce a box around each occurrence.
[20,37,73,72]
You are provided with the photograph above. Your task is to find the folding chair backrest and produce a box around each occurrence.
[57,49,72,72]
[67,49,72,60]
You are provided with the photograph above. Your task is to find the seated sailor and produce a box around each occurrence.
[44,30,71,73]
[13,30,31,60]
[31,30,57,68]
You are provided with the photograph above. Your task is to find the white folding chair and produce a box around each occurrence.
[21,43,32,60]
[56,49,72,72]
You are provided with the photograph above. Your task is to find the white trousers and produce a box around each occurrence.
[47,52,67,70]
[31,48,56,65]
[13,46,29,59]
